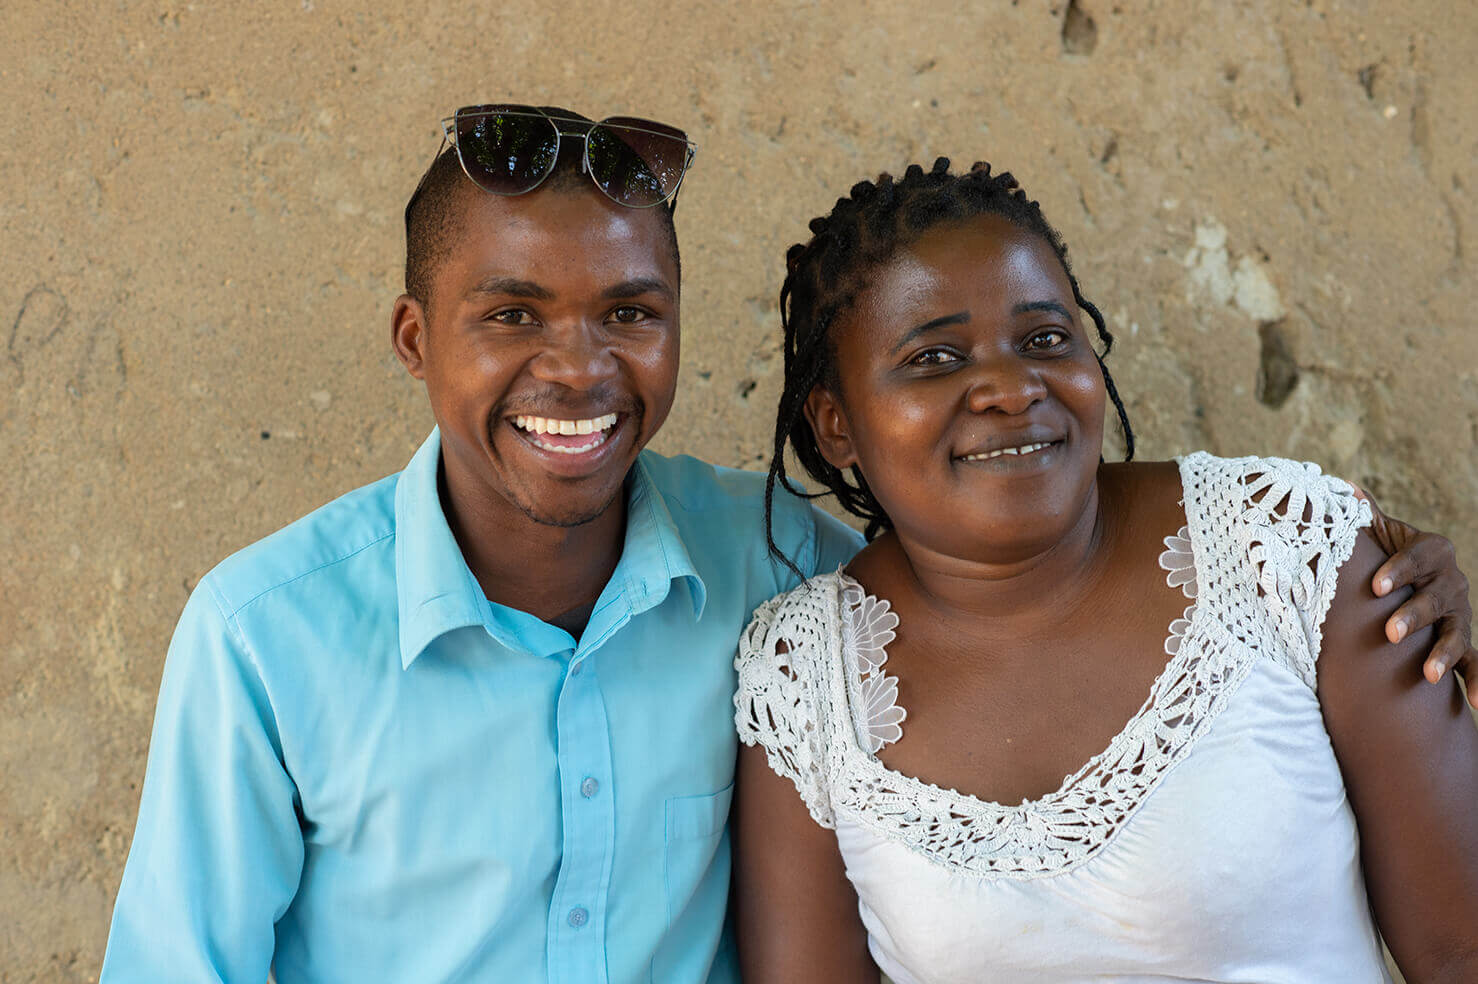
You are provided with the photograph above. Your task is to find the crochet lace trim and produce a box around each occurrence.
[1158,527,1200,656]
[840,580,905,753]
[839,524,1201,753]
[734,453,1369,878]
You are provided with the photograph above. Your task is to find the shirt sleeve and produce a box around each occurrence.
[1230,456,1372,688]
[100,578,304,983]
[806,505,865,577]
[733,588,837,829]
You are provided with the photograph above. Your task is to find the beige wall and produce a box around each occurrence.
[2,0,1473,977]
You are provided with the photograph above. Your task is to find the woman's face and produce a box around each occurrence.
[807,213,1108,564]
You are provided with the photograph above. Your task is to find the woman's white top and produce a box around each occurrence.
[734,453,1392,983]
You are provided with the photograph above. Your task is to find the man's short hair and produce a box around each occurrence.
[403,106,681,310]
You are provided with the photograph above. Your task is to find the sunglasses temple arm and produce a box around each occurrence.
[666,148,696,215]
[404,131,456,226]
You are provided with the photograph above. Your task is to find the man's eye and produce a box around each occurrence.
[490,309,535,326]
[1025,329,1068,351]
[611,306,647,324]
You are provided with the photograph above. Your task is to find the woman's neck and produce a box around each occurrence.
[885,476,1118,631]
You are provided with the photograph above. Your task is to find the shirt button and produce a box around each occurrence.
[580,776,600,798]
[569,660,584,677]
[567,906,589,928]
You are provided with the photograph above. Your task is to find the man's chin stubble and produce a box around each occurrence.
[511,485,625,529]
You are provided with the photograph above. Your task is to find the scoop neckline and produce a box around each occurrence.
[829,459,1207,819]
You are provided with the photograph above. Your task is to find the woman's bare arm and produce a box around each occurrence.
[1319,529,1478,982]
[732,742,879,983]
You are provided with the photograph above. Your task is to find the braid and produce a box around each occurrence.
[764,157,1136,568]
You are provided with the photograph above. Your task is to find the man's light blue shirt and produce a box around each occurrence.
[101,429,861,984]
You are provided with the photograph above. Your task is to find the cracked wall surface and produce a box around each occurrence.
[2,0,1474,977]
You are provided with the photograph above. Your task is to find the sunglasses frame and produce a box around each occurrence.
[437,105,697,211]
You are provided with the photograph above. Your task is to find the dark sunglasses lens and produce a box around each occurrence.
[587,117,692,207]
[455,107,558,195]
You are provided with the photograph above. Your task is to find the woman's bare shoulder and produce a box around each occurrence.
[1100,459,1187,532]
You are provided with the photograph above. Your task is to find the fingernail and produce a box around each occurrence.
[1394,618,1409,641]
[1432,659,1448,678]
[1377,577,1392,595]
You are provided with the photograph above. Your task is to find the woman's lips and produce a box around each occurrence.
[957,439,1061,463]
[953,438,1066,472]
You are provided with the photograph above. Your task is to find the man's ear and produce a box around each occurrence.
[391,294,429,379]
[803,384,858,470]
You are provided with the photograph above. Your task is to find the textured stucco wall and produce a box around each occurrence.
[2,0,1473,978]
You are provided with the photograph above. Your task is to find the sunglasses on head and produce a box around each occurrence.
[437,104,697,210]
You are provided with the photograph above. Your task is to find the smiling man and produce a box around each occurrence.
[100,108,1474,984]
[99,106,860,984]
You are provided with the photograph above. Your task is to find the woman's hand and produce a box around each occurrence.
[1351,487,1475,706]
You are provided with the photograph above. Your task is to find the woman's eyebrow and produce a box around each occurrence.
[1012,300,1073,319]
[889,311,970,354]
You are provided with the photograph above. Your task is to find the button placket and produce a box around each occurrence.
[547,647,615,983]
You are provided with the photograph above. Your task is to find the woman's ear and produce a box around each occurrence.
[803,384,858,470]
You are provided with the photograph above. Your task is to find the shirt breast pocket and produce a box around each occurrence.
[654,782,735,982]
[666,784,732,843]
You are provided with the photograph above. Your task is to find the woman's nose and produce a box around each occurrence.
[964,358,1047,415]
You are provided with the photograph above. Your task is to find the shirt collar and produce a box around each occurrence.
[395,431,707,668]
[614,454,707,622]
[395,429,490,668]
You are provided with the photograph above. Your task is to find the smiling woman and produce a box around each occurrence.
[804,213,1107,566]
[732,159,1478,984]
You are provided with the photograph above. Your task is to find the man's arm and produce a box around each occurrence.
[100,580,304,982]
[1356,492,1475,705]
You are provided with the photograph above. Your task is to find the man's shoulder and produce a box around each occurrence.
[637,449,768,509]
[638,449,862,584]
[637,449,828,520]
[202,471,401,619]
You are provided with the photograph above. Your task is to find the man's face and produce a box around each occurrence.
[394,184,680,528]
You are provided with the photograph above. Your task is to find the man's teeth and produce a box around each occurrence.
[513,413,619,436]
[512,413,620,453]
[962,442,1055,462]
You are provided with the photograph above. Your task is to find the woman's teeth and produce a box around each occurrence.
[961,442,1055,462]
[513,413,620,454]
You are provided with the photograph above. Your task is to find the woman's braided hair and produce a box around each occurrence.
[764,157,1135,575]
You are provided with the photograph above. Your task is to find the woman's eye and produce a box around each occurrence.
[1025,329,1068,351]
[910,348,959,367]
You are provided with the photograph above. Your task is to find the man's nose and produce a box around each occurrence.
[528,321,619,389]
[964,357,1047,415]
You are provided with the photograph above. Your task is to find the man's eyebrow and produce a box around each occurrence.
[1012,300,1074,319]
[601,278,675,302]
[469,277,554,300]
[889,311,970,354]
